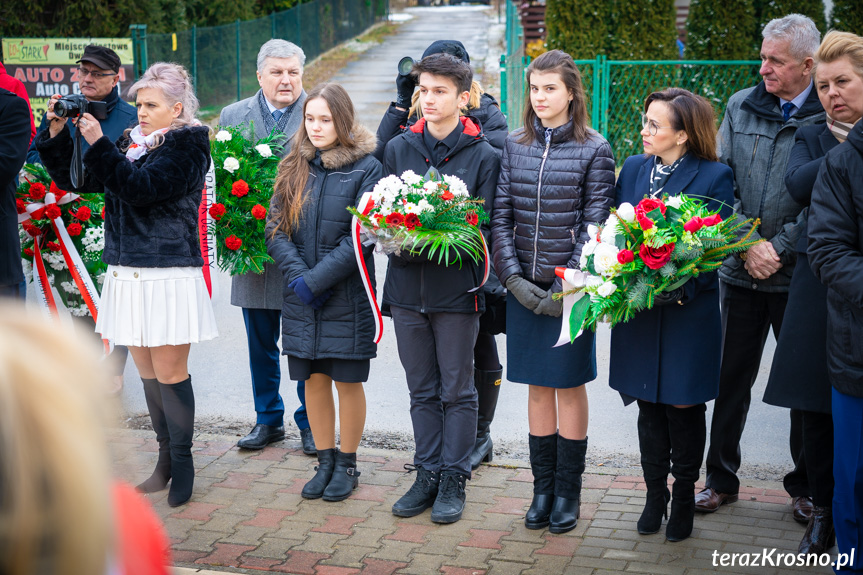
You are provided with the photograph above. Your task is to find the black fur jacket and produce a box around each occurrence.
[35,124,210,268]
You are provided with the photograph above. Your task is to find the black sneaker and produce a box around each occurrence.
[431,471,467,523]
[392,464,439,517]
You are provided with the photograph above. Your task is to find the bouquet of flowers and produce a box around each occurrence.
[556,194,760,342]
[16,164,107,317]
[209,124,286,275]
[347,170,488,267]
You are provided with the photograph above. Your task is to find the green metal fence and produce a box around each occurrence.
[500,0,761,163]
[130,0,389,112]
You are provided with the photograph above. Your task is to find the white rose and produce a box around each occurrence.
[617,202,636,223]
[581,238,599,258]
[585,275,604,288]
[597,281,617,297]
[255,144,273,158]
[215,130,232,142]
[401,170,422,186]
[600,215,620,244]
[223,157,240,174]
[587,224,600,240]
[665,195,684,209]
[592,242,620,275]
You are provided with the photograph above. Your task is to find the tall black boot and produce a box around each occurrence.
[323,451,361,502]
[525,433,557,529]
[665,404,706,542]
[550,436,587,534]
[470,367,502,469]
[160,377,196,507]
[137,377,172,493]
[636,400,671,535]
[302,448,336,499]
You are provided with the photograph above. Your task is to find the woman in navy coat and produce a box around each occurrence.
[609,88,733,543]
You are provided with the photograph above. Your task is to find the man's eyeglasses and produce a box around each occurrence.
[641,114,674,136]
[78,67,116,79]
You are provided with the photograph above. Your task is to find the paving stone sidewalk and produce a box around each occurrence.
[111,429,836,575]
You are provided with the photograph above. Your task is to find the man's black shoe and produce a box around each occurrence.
[237,424,285,450]
[300,427,317,456]
[392,465,439,517]
[431,471,467,524]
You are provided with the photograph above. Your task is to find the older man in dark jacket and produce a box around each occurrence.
[219,39,314,453]
[697,15,824,520]
[808,119,863,574]
[26,45,136,164]
[0,88,31,299]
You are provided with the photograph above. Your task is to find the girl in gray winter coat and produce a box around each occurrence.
[266,83,383,502]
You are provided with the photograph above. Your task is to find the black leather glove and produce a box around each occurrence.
[653,288,684,306]
[533,289,563,317]
[395,73,416,109]
[505,276,545,311]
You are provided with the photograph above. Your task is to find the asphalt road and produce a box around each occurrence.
[115,6,797,480]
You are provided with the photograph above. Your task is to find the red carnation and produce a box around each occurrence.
[405,212,421,230]
[683,216,704,233]
[45,204,62,220]
[67,222,83,236]
[702,213,723,227]
[385,212,405,227]
[617,249,635,264]
[441,190,455,201]
[75,206,92,221]
[22,222,41,236]
[465,211,479,226]
[209,203,227,220]
[231,180,250,198]
[46,241,61,252]
[225,235,243,250]
[251,204,267,220]
[639,242,676,270]
[49,181,67,200]
[23,248,34,257]
[29,182,46,200]
[16,199,26,214]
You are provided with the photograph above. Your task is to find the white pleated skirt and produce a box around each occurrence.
[96,265,219,347]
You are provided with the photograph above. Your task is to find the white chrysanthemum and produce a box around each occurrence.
[422,180,440,194]
[600,215,620,245]
[416,199,433,212]
[60,281,77,294]
[443,175,469,197]
[403,202,420,214]
[255,144,273,158]
[70,304,91,317]
[665,195,684,209]
[21,259,32,279]
[401,170,422,186]
[215,130,232,142]
[377,205,392,217]
[592,242,620,275]
[597,281,617,297]
[97,273,105,285]
[616,202,636,223]
[223,157,240,174]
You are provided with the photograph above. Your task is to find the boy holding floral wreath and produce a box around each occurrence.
[381,53,499,524]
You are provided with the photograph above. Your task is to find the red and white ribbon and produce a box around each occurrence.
[553,266,589,347]
[18,191,79,224]
[31,237,60,321]
[352,191,384,344]
[199,159,218,301]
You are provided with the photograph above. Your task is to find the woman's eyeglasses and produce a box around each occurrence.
[641,114,674,136]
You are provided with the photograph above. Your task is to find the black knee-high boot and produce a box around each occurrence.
[525,433,557,529]
[137,377,172,493]
[665,404,706,542]
[550,436,587,534]
[637,400,671,534]
[160,377,195,507]
[470,367,503,469]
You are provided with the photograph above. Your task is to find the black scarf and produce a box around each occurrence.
[649,153,688,197]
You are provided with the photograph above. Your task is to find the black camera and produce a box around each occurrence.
[53,94,108,120]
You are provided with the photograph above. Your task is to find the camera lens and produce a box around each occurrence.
[398,57,415,77]
[53,98,80,119]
